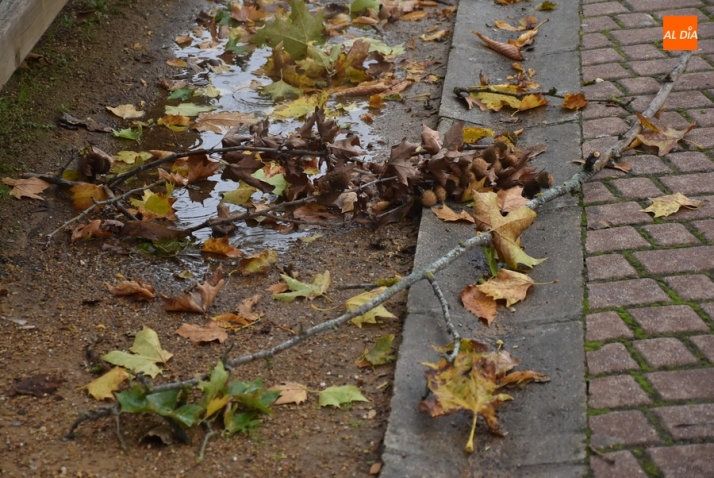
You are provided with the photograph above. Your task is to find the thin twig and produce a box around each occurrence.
[102,185,138,221]
[198,425,218,462]
[114,408,127,452]
[64,404,118,440]
[427,275,461,363]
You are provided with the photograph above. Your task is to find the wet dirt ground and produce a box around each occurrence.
[0,0,454,476]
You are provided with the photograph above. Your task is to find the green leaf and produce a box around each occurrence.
[130,327,173,363]
[199,361,229,408]
[357,335,396,366]
[165,103,218,117]
[101,351,163,378]
[146,389,180,415]
[172,404,204,427]
[536,1,557,10]
[249,0,325,59]
[272,271,330,302]
[260,80,304,102]
[116,386,149,413]
[194,85,221,98]
[251,169,290,197]
[227,378,265,397]
[484,247,500,277]
[226,37,250,55]
[346,287,396,327]
[224,407,261,435]
[350,0,380,13]
[222,181,258,205]
[318,385,369,408]
[112,124,142,141]
[168,87,193,100]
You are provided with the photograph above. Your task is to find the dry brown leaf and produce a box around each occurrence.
[158,168,188,186]
[166,58,188,68]
[106,279,156,301]
[175,35,192,46]
[497,187,529,212]
[266,283,290,294]
[431,204,475,223]
[459,285,497,325]
[163,267,225,313]
[476,269,535,307]
[641,192,704,218]
[69,183,108,210]
[71,220,113,243]
[237,294,262,321]
[106,104,145,119]
[402,11,427,21]
[562,93,589,110]
[176,321,228,344]
[193,111,258,133]
[1,177,51,200]
[202,236,243,258]
[471,31,524,61]
[636,122,696,156]
[212,313,256,329]
[270,382,308,405]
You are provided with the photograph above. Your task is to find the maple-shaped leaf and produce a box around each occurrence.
[158,114,191,132]
[260,80,304,101]
[356,335,396,368]
[2,177,51,200]
[130,186,177,221]
[641,192,703,218]
[636,122,696,156]
[172,155,221,185]
[497,187,528,212]
[84,367,131,401]
[385,140,420,186]
[472,191,545,270]
[71,219,113,243]
[319,385,369,408]
[518,93,549,111]
[562,93,588,110]
[163,266,226,313]
[238,249,278,275]
[471,31,524,61]
[222,181,258,206]
[176,321,228,344]
[272,271,330,302]
[346,287,396,327]
[158,168,188,186]
[420,339,548,453]
[459,285,497,325]
[199,361,230,414]
[106,104,145,119]
[477,269,534,307]
[70,183,107,210]
[463,126,495,144]
[270,382,308,405]
[421,125,442,154]
[203,236,243,258]
[102,327,172,378]
[249,0,325,59]
[432,205,475,223]
[468,91,521,112]
[106,279,156,301]
[193,111,257,133]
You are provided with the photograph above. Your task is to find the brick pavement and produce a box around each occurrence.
[581,1,714,476]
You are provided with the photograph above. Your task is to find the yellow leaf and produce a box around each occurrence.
[85,367,130,401]
[106,104,145,119]
[70,183,107,210]
[636,123,696,156]
[270,382,308,405]
[205,395,232,419]
[477,269,535,307]
[562,93,589,110]
[518,93,549,111]
[463,126,495,144]
[347,287,396,327]
[432,205,475,223]
[203,237,243,258]
[641,193,704,218]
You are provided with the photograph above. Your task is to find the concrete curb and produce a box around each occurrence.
[382,1,587,475]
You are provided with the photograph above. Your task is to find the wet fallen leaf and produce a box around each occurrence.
[562,93,588,110]
[194,111,257,133]
[84,367,130,401]
[163,267,225,313]
[106,279,156,301]
[346,287,396,327]
[166,58,188,68]
[70,183,107,210]
[270,382,308,405]
[106,104,145,119]
[165,103,218,117]
[175,35,192,46]
[239,249,278,275]
[319,385,369,408]
[477,269,534,307]
[176,321,228,344]
[71,220,113,243]
[249,0,326,58]
[420,339,548,453]
[222,181,258,205]
[112,124,142,141]
[158,114,191,132]
[130,186,177,221]
[102,327,172,378]
[459,285,497,325]
[356,335,396,367]
[2,177,51,200]
[432,205,475,223]
[641,192,703,218]
[120,221,190,240]
[272,271,330,302]
[203,236,243,257]
[473,191,545,270]
[260,80,304,101]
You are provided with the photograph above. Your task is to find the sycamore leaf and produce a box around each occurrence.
[641,192,704,218]
[497,187,528,212]
[212,311,257,329]
[71,220,114,243]
[238,249,278,275]
[356,335,396,367]
[249,0,325,59]
[272,271,330,302]
[342,37,405,58]
[432,205,475,223]
[471,31,524,61]
[319,385,369,408]
[168,87,193,100]
[194,85,221,98]
[176,321,228,344]
[70,182,107,210]
[350,0,380,13]
[165,103,218,117]
[131,327,173,363]
[477,269,534,307]
[271,91,329,120]
[114,151,152,165]
[163,267,225,313]
[203,236,243,258]
[2,177,51,200]
[112,125,142,141]
[102,328,172,378]
[260,80,304,101]
[562,93,589,110]
[463,126,495,144]
[106,104,145,119]
[270,382,308,405]
[251,168,290,197]
[158,114,191,132]
[518,94,549,111]
[468,92,521,112]
[194,111,257,133]
[106,279,156,301]
[85,367,131,401]
[460,285,498,325]
[420,339,548,453]
[473,191,545,270]
[346,287,396,327]
[130,187,177,221]
[636,122,696,156]
[222,181,258,205]
[199,361,229,411]
[494,20,526,31]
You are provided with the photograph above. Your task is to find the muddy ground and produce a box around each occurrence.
[0,0,454,476]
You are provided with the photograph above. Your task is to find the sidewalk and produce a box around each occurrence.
[382,0,714,476]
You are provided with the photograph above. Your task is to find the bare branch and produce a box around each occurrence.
[426,275,461,362]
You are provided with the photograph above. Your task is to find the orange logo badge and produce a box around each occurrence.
[663,16,698,51]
